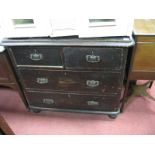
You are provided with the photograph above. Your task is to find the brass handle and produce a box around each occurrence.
[36,78,48,84]
[87,101,99,106]
[43,98,55,105]
[58,78,76,85]
[86,55,100,63]
[30,53,43,61]
[86,80,99,87]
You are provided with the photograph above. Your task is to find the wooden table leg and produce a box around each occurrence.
[0,113,15,135]
[130,80,155,100]
[121,80,155,112]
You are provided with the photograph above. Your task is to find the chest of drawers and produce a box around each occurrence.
[2,37,134,118]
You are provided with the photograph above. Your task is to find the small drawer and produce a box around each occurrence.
[9,46,63,68]
[63,47,125,70]
[25,91,120,111]
[18,69,123,94]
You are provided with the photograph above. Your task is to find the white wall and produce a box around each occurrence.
[0,0,155,18]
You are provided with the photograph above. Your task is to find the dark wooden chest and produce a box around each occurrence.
[3,37,134,118]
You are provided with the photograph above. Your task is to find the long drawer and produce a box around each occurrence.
[63,47,126,70]
[9,46,63,67]
[18,69,123,94]
[25,91,120,111]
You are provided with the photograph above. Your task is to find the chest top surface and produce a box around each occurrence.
[1,36,134,48]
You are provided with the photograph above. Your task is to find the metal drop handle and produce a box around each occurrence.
[87,101,99,106]
[86,80,99,87]
[86,55,100,63]
[36,77,48,84]
[43,98,55,105]
[30,53,43,61]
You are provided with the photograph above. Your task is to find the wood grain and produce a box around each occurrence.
[132,43,155,71]
[136,36,155,42]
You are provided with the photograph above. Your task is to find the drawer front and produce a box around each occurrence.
[19,69,123,94]
[132,43,155,71]
[63,47,125,70]
[9,46,63,67]
[25,91,120,111]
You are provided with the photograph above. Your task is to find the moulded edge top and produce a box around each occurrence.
[0,37,135,47]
